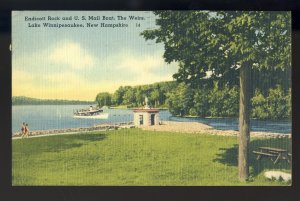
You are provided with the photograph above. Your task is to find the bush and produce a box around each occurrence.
[221,85,239,117]
[251,86,290,120]
[166,83,194,116]
[207,82,239,117]
[192,88,210,117]
[267,85,289,120]
[251,90,269,119]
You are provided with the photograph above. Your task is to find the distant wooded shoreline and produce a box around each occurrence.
[12,96,95,105]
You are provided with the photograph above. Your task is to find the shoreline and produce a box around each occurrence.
[12,121,291,139]
[12,122,134,139]
[139,121,291,138]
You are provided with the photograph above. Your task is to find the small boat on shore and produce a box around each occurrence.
[73,106,109,119]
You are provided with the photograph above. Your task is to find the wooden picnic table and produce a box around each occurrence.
[253,147,291,164]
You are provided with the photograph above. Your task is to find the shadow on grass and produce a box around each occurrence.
[39,133,108,153]
[65,133,107,142]
[213,137,291,176]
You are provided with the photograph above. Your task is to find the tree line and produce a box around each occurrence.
[12,96,95,105]
[96,78,291,120]
[167,82,291,120]
[95,81,176,108]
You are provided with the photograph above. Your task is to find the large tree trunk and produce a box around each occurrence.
[238,63,251,181]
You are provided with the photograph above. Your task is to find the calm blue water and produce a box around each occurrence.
[12,105,171,134]
[170,116,291,134]
[12,105,291,134]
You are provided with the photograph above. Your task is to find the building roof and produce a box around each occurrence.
[133,108,159,113]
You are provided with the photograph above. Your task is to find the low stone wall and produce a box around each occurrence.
[12,122,134,138]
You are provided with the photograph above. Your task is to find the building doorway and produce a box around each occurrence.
[139,115,144,125]
[150,114,155,125]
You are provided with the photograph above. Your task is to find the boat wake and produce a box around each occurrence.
[73,106,109,119]
[73,113,109,119]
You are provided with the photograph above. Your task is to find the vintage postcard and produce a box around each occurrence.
[12,11,291,186]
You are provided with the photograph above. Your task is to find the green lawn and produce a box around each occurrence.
[12,128,291,186]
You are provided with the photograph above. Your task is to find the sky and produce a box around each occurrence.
[12,11,178,101]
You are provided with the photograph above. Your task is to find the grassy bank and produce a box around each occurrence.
[12,129,291,186]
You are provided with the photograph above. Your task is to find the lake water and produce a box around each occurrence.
[169,116,291,134]
[12,105,291,134]
[12,105,172,134]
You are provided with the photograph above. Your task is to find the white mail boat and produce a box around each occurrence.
[73,106,109,119]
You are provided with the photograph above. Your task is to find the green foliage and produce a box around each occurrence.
[224,85,239,117]
[12,129,291,185]
[251,90,269,119]
[95,92,112,107]
[286,88,291,117]
[208,82,234,117]
[12,96,95,105]
[112,86,126,105]
[267,85,289,120]
[135,86,144,106]
[166,82,290,120]
[141,11,291,85]
[167,82,239,118]
[191,88,210,117]
[251,86,291,120]
[208,82,224,117]
[209,83,239,118]
[122,87,136,107]
[207,83,239,117]
[94,80,290,120]
[149,87,162,107]
[109,81,177,108]
[166,83,194,116]
[140,11,291,120]
[251,68,291,96]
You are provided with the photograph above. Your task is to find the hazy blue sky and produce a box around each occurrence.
[12,11,178,100]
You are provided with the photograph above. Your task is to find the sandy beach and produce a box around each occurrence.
[139,121,291,138]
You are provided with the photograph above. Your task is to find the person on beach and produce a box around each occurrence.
[21,122,26,138]
[24,123,29,138]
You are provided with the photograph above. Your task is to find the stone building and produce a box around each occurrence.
[133,108,160,126]
[133,97,160,126]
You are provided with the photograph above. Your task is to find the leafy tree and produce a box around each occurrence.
[251,86,290,120]
[166,83,193,116]
[149,85,163,107]
[135,86,145,106]
[95,92,112,107]
[112,86,125,105]
[110,81,177,108]
[252,67,291,96]
[191,87,210,117]
[286,88,291,118]
[207,82,239,117]
[159,81,178,107]
[208,82,226,117]
[224,85,239,117]
[122,86,136,106]
[251,90,269,119]
[266,85,289,120]
[141,11,291,180]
